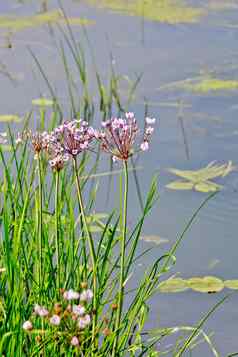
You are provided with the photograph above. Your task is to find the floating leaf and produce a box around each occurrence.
[32,98,54,107]
[167,161,236,192]
[0,268,6,273]
[159,278,188,293]
[187,276,224,293]
[224,280,238,290]
[0,115,21,123]
[0,10,93,33]
[166,181,194,190]
[86,0,205,24]
[194,181,222,193]
[140,235,169,245]
[181,78,238,93]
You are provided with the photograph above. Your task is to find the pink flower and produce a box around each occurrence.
[34,304,49,317]
[63,289,80,300]
[22,320,33,331]
[145,117,156,125]
[51,120,95,158]
[49,314,61,326]
[71,336,79,346]
[72,304,86,316]
[78,314,91,329]
[80,289,93,303]
[140,141,149,151]
[96,112,155,161]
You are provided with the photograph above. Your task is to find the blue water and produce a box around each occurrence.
[1,1,238,355]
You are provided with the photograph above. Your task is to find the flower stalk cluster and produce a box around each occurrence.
[18,112,155,354]
[22,287,93,348]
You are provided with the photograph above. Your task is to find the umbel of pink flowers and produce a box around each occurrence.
[16,112,156,169]
[22,288,93,348]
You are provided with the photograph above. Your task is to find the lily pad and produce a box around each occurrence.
[224,280,238,290]
[187,276,224,293]
[0,115,21,123]
[32,98,54,107]
[159,278,188,293]
[86,0,205,24]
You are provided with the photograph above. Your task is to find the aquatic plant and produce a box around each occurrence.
[166,161,236,192]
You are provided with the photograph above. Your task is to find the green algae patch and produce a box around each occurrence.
[86,0,205,24]
[181,78,238,93]
[0,9,93,33]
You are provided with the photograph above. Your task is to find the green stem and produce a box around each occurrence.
[112,160,128,357]
[55,170,60,292]
[73,157,97,348]
[37,154,43,296]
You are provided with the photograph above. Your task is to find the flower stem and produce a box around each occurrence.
[37,154,43,296]
[73,158,97,348]
[55,170,60,292]
[112,160,128,356]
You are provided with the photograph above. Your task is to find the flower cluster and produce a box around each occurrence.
[16,113,156,167]
[22,287,93,348]
[95,112,156,161]
[16,130,50,154]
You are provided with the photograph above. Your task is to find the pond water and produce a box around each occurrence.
[1,0,238,355]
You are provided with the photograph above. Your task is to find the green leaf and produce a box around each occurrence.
[159,278,188,293]
[224,280,238,290]
[166,181,194,190]
[187,276,224,293]
[181,78,238,93]
[194,181,222,192]
[167,161,235,192]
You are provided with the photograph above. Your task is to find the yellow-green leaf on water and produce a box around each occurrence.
[32,98,54,107]
[86,0,205,24]
[187,276,224,293]
[0,9,93,33]
[182,78,238,93]
[159,278,188,293]
[224,280,238,290]
[167,161,236,193]
[194,181,222,193]
[0,115,21,123]
[166,181,194,190]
